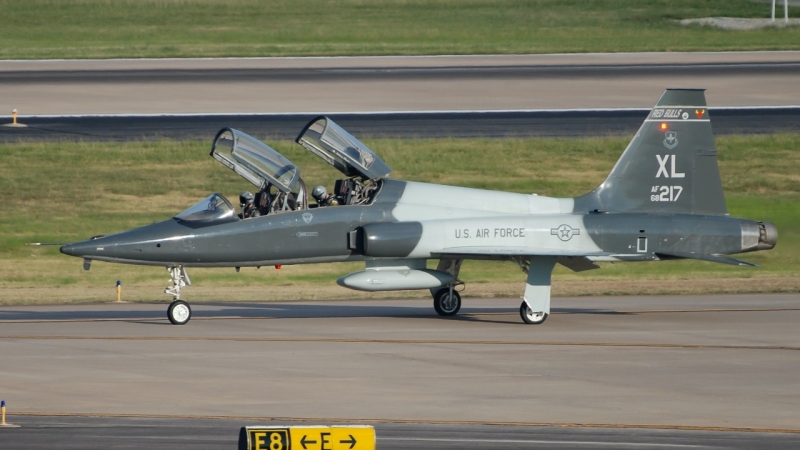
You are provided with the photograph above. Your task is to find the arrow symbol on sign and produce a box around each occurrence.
[340,434,357,449]
[300,435,317,449]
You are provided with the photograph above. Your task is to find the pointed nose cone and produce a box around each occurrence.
[60,243,79,257]
[60,240,109,258]
[60,218,199,264]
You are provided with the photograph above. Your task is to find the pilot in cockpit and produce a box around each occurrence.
[312,185,339,207]
[239,191,261,218]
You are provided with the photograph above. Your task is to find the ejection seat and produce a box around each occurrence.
[211,128,307,215]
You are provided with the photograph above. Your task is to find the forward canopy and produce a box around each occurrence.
[211,128,300,193]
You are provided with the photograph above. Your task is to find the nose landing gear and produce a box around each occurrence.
[168,300,192,325]
[165,266,193,325]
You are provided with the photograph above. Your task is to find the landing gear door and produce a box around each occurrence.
[296,116,392,180]
[211,128,300,194]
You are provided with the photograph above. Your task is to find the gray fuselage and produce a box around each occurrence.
[60,179,770,268]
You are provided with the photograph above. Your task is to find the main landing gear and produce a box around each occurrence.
[431,259,463,317]
[165,266,192,325]
[520,301,548,325]
[514,256,556,325]
[433,287,461,316]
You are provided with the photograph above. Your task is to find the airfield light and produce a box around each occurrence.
[660,123,669,131]
[275,264,282,270]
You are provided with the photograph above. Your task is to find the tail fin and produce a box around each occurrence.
[574,89,727,216]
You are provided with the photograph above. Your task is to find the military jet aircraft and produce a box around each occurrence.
[59,89,777,325]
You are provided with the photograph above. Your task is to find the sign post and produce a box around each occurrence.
[772,0,789,23]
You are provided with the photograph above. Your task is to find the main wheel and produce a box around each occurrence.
[520,301,548,325]
[168,300,192,325]
[433,289,461,316]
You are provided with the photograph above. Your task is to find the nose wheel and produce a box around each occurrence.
[520,301,548,325]
[165,266,193,325]
[433,288,461,316]
[168,300,192,325]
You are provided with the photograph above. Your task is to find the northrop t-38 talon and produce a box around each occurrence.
[59,89,777,325]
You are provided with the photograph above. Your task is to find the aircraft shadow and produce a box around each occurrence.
[0,302,633,323]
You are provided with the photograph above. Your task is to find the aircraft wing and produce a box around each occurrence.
[431,247,605,272]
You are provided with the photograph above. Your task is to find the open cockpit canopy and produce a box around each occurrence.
[296,116,391,180]
[211,128,300,193]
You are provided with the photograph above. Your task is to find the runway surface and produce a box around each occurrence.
[5,416,800,450]
[2,293,799,446]
[1,108,798,142]
[1,53,799,117]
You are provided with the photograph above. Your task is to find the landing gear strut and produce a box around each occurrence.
[165,266,192,325]
[515,256,556,325]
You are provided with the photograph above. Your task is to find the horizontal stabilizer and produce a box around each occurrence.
[656,252,758,267]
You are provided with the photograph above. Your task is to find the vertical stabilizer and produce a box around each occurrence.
[574,89,727,216]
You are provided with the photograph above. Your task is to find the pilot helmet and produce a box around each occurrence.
[311,185,328,203]
[239,191,254,206]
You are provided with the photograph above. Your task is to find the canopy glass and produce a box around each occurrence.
[175,193,238,224]
[211,128,300,193]
[296,116,391,180]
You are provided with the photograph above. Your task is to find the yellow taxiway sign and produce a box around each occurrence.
[240,425,375,450]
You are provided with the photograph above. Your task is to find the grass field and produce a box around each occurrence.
[0,0,799,59]
[0,134,797,304]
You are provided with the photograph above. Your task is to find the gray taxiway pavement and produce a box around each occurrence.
[5,416,800,450]
[1,294,799,437]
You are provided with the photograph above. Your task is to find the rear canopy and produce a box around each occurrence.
[296,116,391,180]
[211,128,300,193]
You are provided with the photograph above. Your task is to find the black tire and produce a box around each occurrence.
[167,300,192,325]
[519,301,548,325]
[433,289,461,316]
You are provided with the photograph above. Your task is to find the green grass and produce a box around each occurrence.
[0,134,798,301]
[0,0,799,59]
